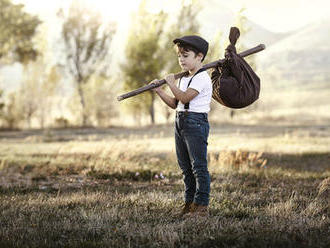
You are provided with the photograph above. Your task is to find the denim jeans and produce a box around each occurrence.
[175,111,210,206]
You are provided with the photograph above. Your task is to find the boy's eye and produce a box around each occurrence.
[178,54,188,58]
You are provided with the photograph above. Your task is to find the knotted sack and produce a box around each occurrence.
[211,27,260,108]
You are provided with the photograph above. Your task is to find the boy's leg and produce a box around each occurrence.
[183,115,210,206]
[175,117,196,204]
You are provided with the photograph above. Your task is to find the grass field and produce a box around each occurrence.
[0,123,329,247]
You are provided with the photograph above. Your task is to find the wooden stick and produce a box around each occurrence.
[117,44,265,101]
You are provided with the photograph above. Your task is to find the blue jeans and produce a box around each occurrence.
[175,111,210,206]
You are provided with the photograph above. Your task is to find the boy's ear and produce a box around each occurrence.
[197,52,204,61]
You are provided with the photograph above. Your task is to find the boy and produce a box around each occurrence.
[150,35,212,217]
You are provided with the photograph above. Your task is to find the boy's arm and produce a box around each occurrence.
[150,79,177,109]
[165,74,199,104]
[155,89,177,109]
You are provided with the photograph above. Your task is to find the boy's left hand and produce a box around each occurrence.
[149,79,162,93]
[165,74,175,86]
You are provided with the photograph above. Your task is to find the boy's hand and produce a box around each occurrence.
[149,79,162,93]
[165,74,175,86]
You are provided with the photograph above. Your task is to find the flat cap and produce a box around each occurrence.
[173,35,209,59]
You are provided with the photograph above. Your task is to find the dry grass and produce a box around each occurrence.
[0,124,329,247]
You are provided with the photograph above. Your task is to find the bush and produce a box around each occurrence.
[209,150,267,171]
[54,117,70,128]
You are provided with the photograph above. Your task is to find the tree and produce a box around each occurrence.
[0,0,41,128]
[33,26,60,128]
[38,66,60,128]
[205,31,224,116]
[18,71,39,128]
[163,0,201,74]
[19,63,60,128]
[0,89,5,122]
[204,31,223,64]
[83,76,118,127]
[60,0,116,126]
[0,0,41,64]
[1,92,24,129]
[121,0,167,125]
[160,0,201,123]
[13,24,61,129]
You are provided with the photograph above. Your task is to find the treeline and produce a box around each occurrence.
[0,0,252,129]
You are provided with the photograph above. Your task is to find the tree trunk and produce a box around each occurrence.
[165,107,171,124]
[27,110,32,128]
[77,83,87,126]
[8,118,15,129]
[39,111,45,129]
[149,92,155,124]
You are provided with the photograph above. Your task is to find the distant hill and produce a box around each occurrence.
[244,20,293,48]
[257,18,330,85]
[198,1,292,49]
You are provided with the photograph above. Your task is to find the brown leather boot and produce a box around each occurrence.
[174,202,193,218]
[183,203,209,218]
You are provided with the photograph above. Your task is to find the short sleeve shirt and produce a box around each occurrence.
[176,71,212,113]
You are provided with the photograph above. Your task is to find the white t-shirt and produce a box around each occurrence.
[176,71,212,113]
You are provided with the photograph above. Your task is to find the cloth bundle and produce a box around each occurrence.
[211,27,260,108]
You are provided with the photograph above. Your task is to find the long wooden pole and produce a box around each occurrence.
[117,44,265,101]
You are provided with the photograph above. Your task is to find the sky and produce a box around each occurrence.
[12,0,330,33]
[222,0,330,32]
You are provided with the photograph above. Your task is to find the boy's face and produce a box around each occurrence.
[177,48,203,72]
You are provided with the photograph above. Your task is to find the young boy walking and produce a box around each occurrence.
[150,35,212,217]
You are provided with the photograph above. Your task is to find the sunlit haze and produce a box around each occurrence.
[13,0,330,33]
[13,0,141,28]
[222,0,330,32]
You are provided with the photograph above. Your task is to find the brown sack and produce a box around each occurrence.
[211,27,260,109]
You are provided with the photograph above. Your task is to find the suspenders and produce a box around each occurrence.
[177,68,206,111]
